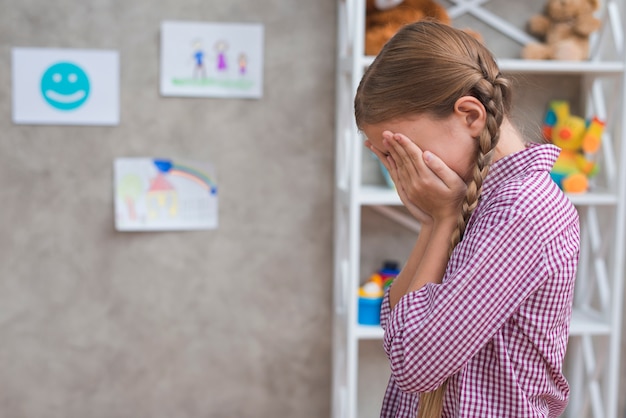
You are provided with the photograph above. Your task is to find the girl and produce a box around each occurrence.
[354,22,580,417]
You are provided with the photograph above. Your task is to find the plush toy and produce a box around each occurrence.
[521,0,602,61]
[365,0,451,56]
[543,100,604,193]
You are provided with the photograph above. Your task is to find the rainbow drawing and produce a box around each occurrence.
[115,157,218,231]
[153,159,218,194]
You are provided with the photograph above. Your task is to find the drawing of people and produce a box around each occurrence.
[215,40,229,72]
[191,39,207,79]
[238,53,248,75]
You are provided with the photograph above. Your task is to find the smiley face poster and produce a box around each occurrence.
[12,48,119,125]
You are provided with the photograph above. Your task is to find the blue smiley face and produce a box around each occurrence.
[40,62,90,111]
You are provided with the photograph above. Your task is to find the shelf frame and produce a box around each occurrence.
[332,1,626,418]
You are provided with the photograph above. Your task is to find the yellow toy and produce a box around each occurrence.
[543,100,604,193]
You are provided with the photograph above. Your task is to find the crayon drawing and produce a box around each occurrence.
[160,21,264,99]
[114,158,218,231]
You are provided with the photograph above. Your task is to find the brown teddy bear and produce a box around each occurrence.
[365,0,451,56]
[521,0,602,61]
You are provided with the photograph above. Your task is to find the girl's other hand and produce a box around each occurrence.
[385,133,467,224]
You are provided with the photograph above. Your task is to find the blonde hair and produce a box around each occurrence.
[354,21,512,417]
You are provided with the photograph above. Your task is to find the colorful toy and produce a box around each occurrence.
[543,100,604,193]
[368,260,400,290]
[358,261,400,325]
[364,0,483,57]
[521,0,601,61]
[364,0,451,56]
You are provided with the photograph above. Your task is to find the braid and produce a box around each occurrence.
[447,73,507,256]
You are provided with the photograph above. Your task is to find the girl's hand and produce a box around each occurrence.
[384,132,467,225]
[365,136,432,225]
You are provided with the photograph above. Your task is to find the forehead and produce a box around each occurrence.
[361,116,426,137]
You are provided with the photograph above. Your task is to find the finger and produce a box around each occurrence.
[385,133,423,187]
[385,154,404,188]
[423,150,466,189]
[383,132,423,192]
[379,131,401,175]
[387,154,398,173]
[395,133,430,174]
[388,133,423,171]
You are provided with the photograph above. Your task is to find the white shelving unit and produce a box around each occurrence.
[331,1,626,417]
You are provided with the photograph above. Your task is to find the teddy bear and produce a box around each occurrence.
[543,100,604,193]
[521,0,602,61]
[365,0,451,56]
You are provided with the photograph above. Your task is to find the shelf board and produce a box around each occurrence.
[355,308,611,341]
[358,185,401,205]
[356,324,384,339]
[569,309,612,335]
[359,56,624,75]
[497,59,624,74]
[356,185,617,207]
[568,192,619,206]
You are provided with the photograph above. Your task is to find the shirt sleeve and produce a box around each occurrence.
[382,211,548,394]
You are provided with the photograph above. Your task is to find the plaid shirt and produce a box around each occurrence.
[380,144,580,417]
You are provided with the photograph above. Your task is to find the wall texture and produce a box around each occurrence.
[0,1,336,417]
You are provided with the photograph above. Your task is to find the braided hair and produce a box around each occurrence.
[450,68,510,256]
[354,21,512,417]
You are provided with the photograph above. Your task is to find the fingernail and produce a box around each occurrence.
[423,151,432,162]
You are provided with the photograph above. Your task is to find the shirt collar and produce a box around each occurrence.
[480,143,560,199]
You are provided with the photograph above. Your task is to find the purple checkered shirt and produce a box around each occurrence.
[380,144,580,417]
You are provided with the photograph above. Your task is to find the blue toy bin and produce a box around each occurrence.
[358,296,383,325]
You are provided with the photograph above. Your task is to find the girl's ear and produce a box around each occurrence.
[454,96,487,137]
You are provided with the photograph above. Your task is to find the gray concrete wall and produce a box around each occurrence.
[0,1,336,417]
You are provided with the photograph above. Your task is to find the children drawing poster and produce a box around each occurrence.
[114,158,218,231]
[12,48,119,125]
[160,21,264,99]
